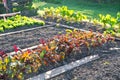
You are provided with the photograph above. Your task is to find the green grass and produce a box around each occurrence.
[32,0,120,19]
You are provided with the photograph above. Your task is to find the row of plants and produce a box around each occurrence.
[0,15,45,32]
[37,6,120,37]
[38,6,88,23]
[98,13,120,37]
[0,29,114,79]
[92,12,120,37]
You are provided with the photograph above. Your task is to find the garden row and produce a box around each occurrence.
[37,6,120,37]
[0,28,114,79]
[0,15,45,32]
[0,26,65,53]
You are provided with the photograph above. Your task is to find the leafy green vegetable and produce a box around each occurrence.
[40,50,46,58]
[0,15,45,32]
[0,27,4,32]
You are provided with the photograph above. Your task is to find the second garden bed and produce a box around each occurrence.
[0,24,117,79]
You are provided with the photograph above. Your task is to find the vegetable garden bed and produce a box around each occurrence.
[0,24,118,79]
[36,6,120,38]
[48,52,120,80]
[0,15,45,33]
[0,26,65,53]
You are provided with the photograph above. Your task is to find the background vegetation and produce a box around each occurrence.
[32,0,120,18]
[0,0,120,18]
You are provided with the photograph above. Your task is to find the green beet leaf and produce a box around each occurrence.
[40,50,46,58]
[0,27,4,32]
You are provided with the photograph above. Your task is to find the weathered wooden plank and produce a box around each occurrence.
[0,24,54,36]
[28,55,99,80]
[0,11,20,17]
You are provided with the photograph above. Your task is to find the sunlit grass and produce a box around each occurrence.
[32,0,120,18]
[32,2,47,9]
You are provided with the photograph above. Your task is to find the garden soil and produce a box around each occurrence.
[48,50,120,80]
[0,21,119,80]
[0,26,66,53]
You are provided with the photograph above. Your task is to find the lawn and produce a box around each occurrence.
[32,0,120,19]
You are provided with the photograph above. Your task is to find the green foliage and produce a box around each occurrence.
[99,14,117,27]
[40,50,46,58]
[38,6,120,37]
[0,27,4,32]
[88,0,120,4]
[33,0,119,19]
[117,12,120,23]
[98,12,120,37]
[42,0,61,4]
[38,6,87,23]
[0,15,45,32]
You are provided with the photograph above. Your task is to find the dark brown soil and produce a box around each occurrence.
[0,18,120,80]
[32,17,120,80]
[26,40,118,80]
[48,50,120,80]
[0,26,66,53]
[35,17,105,33]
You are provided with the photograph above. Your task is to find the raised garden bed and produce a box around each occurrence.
[28,54,100,80]
[34,17,120,41]
[0,24,117,79]
[48,52,120,80]
[36,6,120,38]
[0,26,65,53]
